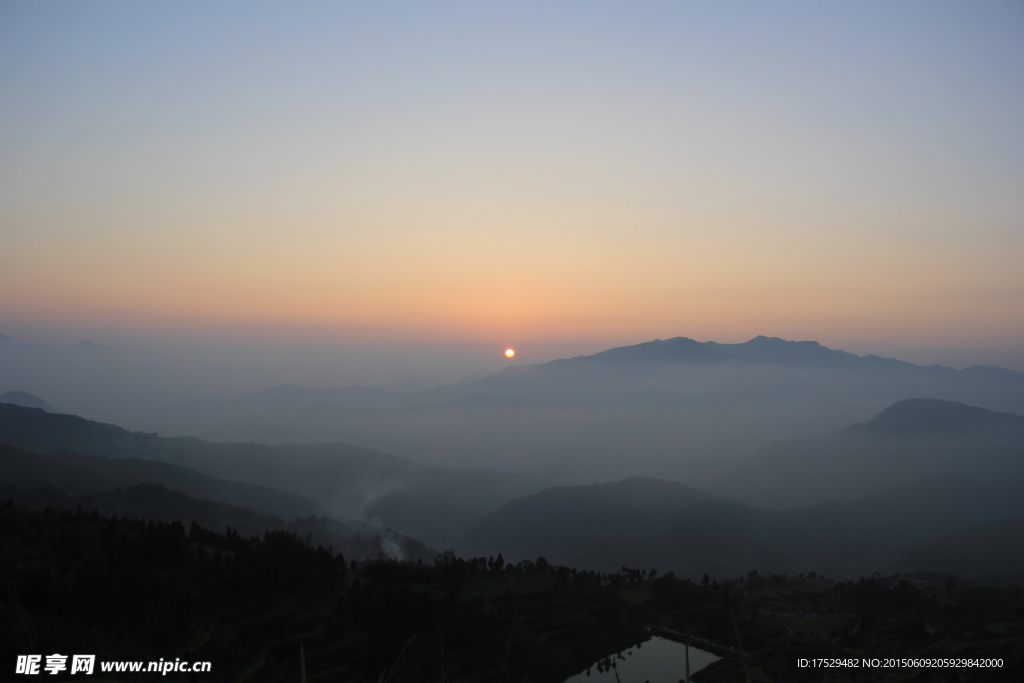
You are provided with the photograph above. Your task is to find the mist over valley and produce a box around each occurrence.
[4,335,1023,585]
[6,334,1022,491]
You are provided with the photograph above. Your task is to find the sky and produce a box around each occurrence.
[2,0,1023,373]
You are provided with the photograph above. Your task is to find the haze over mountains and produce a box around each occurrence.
[3,334,1024,583]
[3,394,1022,583]
[0,390,57,412]
[455,397,1024,582]
[461,470,1024,581]
[144,336,1024,485]
[718,398,1024,507]
[0,403,540,548]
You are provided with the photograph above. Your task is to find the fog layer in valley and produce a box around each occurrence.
[3,333,1024,583]
[5,334,1021,489]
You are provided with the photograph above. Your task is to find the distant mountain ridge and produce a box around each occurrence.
[717,398,1024,508]
[0,391,57,412]
[461,477,714,556]
[849,397,1024,437]
[545,335,919,369]
[461,471,1024,580]
[141,335,1024,486]
[459,397,1024,580]
[0,442,322,521]
[961,363,1024,380]
[562,336,734,365]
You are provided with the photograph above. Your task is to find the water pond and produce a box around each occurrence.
[564,636,720,683]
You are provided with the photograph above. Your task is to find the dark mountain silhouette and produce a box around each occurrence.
[541,335,919,369]
[0,402,173,457]
[829,473,1024,542]
[904,517,1024,584]
[0,442,321,520]
[1,479,285,539]
[460,477,714,557]
[460,472,1024,580]
[961,363,1024,381]
[554,336,734,365]
[0,403,542,547]
[718,335,926,368]
[716,399,1024,508]
[461,399,1024,578]
[850,397,1024,436]
[1,391,57,412]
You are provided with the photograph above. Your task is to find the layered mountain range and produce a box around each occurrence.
[0,402,541,548]
[143,336,1024,485]
[3,335,1023,582]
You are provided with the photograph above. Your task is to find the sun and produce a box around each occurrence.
[504,348,515,358]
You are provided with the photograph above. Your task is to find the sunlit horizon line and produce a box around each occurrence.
[2,312,1020,363]
[4,292,1019,341]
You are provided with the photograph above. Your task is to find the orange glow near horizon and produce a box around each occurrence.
[1,3,1022,368]
[7,214,1021,348]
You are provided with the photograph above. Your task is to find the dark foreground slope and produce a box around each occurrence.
[0,444,431,561]
[4,501,1021,682]
[0,402,543,547]
[718,398,1024,508]
[0,480,432,563]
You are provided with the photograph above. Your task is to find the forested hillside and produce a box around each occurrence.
[3,501,1022,682]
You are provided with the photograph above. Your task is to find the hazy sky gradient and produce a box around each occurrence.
[2,1,1023,369]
